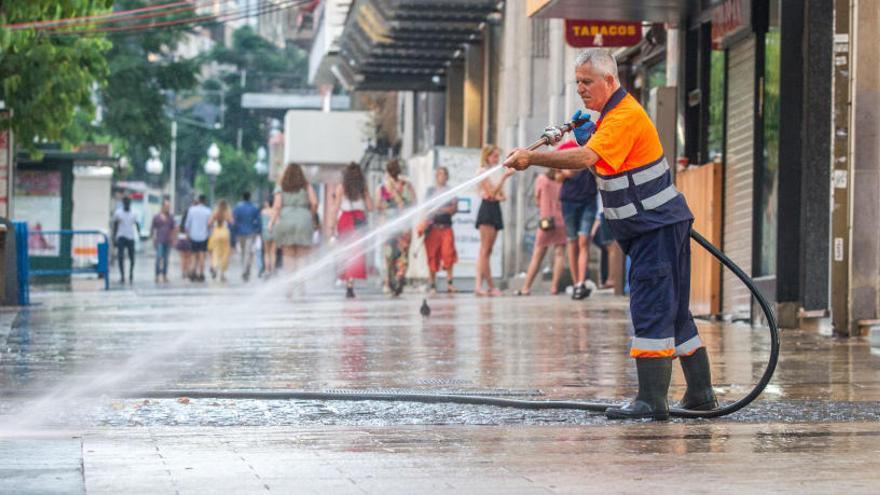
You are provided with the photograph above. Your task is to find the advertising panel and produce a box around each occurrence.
[15,170,62,256]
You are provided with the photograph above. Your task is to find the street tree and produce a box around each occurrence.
[206,26,309,152]
[71,0,200,176]
[0,1,113,153]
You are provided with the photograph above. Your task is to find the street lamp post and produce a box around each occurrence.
[170,121,177,213]
[166,88,225,214]
[204,143,222,204]
[254,146,268,204]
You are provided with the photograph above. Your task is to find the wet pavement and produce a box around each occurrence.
[1,252,880,492]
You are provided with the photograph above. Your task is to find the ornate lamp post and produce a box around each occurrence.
[204,143,222,204]
[254,146,268,204]
[145,146,163,190]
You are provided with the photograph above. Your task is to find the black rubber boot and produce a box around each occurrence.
[605,357,672,421]
[673,347,718,411]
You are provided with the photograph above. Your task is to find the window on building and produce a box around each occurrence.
[708,50,725,161]
[758,0,780,276]
[531,18,549,58]
[643,60,667,116]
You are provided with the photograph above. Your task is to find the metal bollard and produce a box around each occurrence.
[97,241,109,290]
[13,221,29,305]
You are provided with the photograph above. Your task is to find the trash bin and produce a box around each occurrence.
[0,218,20,306]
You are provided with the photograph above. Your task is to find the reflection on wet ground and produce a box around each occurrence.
[3,284,879,410]
[3,272,880,492]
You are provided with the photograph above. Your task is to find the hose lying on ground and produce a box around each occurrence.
[140,230,779,419]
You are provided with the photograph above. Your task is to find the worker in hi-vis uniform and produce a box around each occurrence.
[504,48,718,420]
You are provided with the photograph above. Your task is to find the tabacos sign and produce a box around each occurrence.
[565,20,642,48]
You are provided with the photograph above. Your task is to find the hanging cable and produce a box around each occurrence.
[28,1,235,32]
[43,0,307,37]
[4,1,194,30]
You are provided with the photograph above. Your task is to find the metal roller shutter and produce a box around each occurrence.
[723,36,755,319]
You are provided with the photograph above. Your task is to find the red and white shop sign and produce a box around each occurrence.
[0,125,9,218]
[711,0,752,47]
[565,20,642,48]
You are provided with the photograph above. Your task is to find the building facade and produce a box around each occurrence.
[302,0,879,336]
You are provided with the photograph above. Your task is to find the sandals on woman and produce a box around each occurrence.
[515,289,531,296]
[476,287,503,297]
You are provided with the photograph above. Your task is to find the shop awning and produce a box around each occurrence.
[335,0,501,91]
[527,0,695,23]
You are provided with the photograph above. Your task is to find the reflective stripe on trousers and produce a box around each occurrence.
[675,335,703,357]
[631,335,704,358]
[630,336,675,358]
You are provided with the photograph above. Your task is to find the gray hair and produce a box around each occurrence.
[575,48,619,81]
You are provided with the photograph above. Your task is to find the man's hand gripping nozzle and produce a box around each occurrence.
[527,114,594,151]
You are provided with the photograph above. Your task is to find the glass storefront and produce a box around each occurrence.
[643,59,667,115]
[758,0,780,276]
[708,49,726,161]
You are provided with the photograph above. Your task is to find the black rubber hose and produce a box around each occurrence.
[671,229,781,418]
[139,230,779,419]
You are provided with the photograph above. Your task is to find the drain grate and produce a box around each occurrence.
[416,378,473,386]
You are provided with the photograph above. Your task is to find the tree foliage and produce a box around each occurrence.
[193,141,267,203]
[182,26,308,203]
[0,1,114,153]
[80,0,200,173]
[207,26,308,152]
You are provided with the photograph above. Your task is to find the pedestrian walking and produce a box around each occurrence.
[232,192,261,281]
[422,167,458,294]
[331,163,374,298]
[176,199,196,279]
[591,197,615,289]
[556,139,600,300]
[260,199,276,277]
[504,48,716,421]
[268,163,318,274]
[150,198,175,283]
[517,168,567,296]
[375,159,416,296]
[208,199,233,282]
[112,196,140,284]
[184,195,212,282]
[474,145,514,296]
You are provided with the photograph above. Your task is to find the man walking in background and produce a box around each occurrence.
[112,196,140,285]
[558,139,599,300]
[233,191,262,281]
[185,195,212,282]
[150,198,175,283]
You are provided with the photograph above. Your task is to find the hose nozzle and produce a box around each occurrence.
[527,115,592,151]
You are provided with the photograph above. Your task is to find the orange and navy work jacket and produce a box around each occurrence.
[586,87,692,240]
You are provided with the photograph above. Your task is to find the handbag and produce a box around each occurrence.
[539,216,556,231]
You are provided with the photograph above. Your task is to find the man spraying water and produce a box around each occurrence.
[504,48,717,421]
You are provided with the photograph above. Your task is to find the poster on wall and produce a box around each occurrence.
[435,147,503,278]
[15,170,62,257]
[0,111,11,219]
